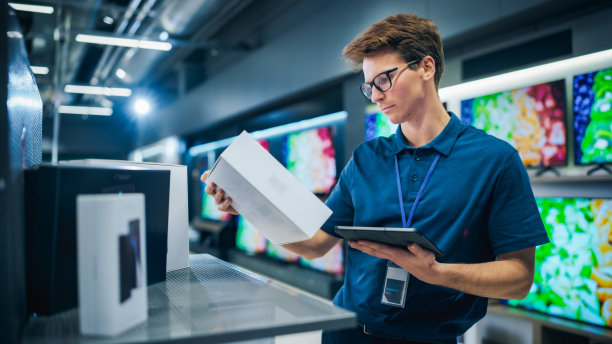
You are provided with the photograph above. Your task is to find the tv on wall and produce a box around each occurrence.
[573,68,612,166]
[461,80,567,168]
[283,126,337,194]
[505,197,612,328]
[364,110,398,141]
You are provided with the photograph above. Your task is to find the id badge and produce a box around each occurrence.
[381,261,409,308]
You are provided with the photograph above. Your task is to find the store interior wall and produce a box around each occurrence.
[135,0,579,148]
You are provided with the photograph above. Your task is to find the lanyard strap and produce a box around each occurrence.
[394,152,441,228]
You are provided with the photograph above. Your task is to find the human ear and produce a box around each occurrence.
[420,56,436,83]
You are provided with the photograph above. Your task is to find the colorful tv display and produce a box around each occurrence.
[299,242,344,275]
[365,110,398,141]
[461,80,567,167]
[265,241,300,263]
[235,216,267,255]
[573,68,612,165]
[283,126,337,194]
[506,198,612,328]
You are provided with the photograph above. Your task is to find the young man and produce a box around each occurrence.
[202,13,548,344]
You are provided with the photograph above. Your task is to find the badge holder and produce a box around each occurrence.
[381,261,409,308]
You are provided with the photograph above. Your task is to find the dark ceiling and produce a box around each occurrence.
[10,0,302,160]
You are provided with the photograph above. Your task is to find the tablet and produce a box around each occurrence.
[334,226,444,258]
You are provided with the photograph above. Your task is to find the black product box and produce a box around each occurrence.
[25,164,170,316]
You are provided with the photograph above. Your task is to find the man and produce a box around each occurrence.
[202,13,548,344]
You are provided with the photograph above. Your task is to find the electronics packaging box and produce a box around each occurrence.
[206,131,332,244]
[61,159,189,271]
[77,193,147,336]
[24,164,169,316]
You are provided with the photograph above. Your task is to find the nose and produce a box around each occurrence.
[371,87,385,103]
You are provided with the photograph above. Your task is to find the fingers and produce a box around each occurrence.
[200,170,210,183]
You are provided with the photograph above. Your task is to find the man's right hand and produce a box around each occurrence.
[200,170,239,215]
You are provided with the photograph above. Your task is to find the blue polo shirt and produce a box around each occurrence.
[321,112,549,341]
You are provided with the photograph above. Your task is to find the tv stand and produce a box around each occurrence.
[464,302,612,344]
[587,163,612,176]
[535,166,560,177]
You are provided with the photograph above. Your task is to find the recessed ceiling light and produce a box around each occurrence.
[75,34,172,51]
[64,84,132,97]
[103,16,114,25]
[58,105,113,116]
[30,66,49,75]
[115,68,127,79]
[8,2,54,14]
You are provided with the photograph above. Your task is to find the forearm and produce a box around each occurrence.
[431,254,534,300]
[282,229,341,260]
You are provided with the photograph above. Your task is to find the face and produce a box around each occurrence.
[362,49,424,124]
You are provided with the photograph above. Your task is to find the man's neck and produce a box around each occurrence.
[400,101,449,148]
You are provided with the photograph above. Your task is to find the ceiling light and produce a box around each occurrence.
[158,31,169,41]
[115,68,126,79]
[30,66,49,75]
[8,3,54,14]
[64,84,132,97]
[58,105,113,116]
[75,34,172,51]
[103,16,114,25]
[133,99,151,116]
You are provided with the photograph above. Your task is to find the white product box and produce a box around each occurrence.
[77,193,148,336]
[62,159,189,271]
[207,131,333,244]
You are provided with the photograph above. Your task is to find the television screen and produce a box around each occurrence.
[365,110,398,141]
[283,127,337,194]
[460,80,567,167]
[299,242,344,275]
[505,197,612,327]
[235,216,267,255]
[573,68,612,165]
[265,241,300,263]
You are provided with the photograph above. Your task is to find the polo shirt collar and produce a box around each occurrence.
[391,112,463,156]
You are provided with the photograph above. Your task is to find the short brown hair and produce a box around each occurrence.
[343,13,445,89]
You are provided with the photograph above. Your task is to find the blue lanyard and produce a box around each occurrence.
[394,152,441,228]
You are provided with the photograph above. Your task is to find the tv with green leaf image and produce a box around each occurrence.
[505,198,612,327]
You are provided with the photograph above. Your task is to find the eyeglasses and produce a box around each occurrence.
[360,59,421,101]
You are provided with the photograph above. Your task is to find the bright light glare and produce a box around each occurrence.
[133,99,151,116]
[64,84,132,97]
[9,3,54,14]
[30,66,49,75]
[58,105,113,116]
[75,34,172,51]
[115,68,126,79]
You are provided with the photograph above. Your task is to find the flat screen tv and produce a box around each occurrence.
[283,127,337,194]
[573,68,612,165]
[265,241,300,263]
[505,197,612,328]
[364,110,398,141]
[200,190,232,222]
[461,80,567,167]
[235,215,267,255]
[299,242,344,275]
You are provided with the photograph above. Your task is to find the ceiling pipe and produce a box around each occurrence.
[97,0,159,81]
[87,0,143,85]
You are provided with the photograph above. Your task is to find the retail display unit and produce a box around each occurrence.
[22,254,356,344]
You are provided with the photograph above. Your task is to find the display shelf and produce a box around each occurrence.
[488,303,612,344]
[529,174,612,199]
[21,254,355,344]
[226,249,344,300]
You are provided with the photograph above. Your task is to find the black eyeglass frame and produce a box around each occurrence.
[359,59,421,101]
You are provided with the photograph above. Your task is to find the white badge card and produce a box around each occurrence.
[381,261,409,308]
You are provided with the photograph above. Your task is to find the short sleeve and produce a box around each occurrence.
[487,151,549,255]
[321,157,356,237]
